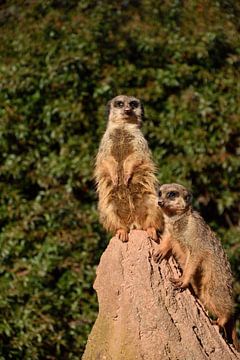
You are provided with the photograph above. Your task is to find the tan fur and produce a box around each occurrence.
[94,95,163,241]
[154,183,239,350]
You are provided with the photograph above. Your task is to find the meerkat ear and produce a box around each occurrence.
[106,100,111,119]
[185,192,192,204]
[141,102,145,121]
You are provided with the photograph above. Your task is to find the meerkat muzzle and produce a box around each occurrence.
[124,108,133,115]
[158,200,164,207]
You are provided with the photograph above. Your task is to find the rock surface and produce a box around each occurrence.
[83,230,240,360]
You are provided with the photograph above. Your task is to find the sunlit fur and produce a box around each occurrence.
[154,183,239,350]
[94,95,163,241]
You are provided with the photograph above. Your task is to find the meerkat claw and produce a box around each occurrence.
[146,227,158,241]
[170,277,186,291]
[153,250,163,263]
[116,229,129,242]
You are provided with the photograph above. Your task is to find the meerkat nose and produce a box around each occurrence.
[124,107,132,114]
[158,200,164,207]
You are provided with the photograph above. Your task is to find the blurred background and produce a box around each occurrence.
[0,0,239,358]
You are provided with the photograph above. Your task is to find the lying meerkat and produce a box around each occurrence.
[153,183,239,350]
[94,95,163,242]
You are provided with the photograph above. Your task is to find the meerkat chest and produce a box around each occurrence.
[166,218,189,260]
[172,216,191,244]
[109,128,136,162]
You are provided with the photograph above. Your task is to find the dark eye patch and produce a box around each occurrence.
[114,100,124,108]
[158,190,162,197]
[166,191,179,200]
[129,100,139,109]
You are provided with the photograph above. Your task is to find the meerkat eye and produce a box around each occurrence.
[129,101,139,109]
[167,191,179,200]
[114,101,124,108]
[158,190,162,197]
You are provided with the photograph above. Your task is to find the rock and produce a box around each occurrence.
[83,230,240,360]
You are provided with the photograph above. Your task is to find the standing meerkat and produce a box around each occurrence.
[153,183,239,350]
[94,95,163,242]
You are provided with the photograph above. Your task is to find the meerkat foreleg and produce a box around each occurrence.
[123,155,143,185]
[153,230,172,263]
[100,156,118,185]
[170,251,201,290]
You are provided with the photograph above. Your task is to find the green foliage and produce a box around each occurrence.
[0,0,239,358]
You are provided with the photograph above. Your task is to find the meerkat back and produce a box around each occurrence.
[94,95,163,242]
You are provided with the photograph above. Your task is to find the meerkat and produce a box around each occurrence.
[153,183,239,350]
[94,95,163,242]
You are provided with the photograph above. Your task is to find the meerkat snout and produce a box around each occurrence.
[124,105,132,115]
[158,199,164,207]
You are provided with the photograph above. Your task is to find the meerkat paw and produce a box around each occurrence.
[116,229,129,242]
[146,227,158,241]
[170,277,188,291]
[153,250,164,263]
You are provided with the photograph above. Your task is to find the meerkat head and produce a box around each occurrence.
[107,95,144,127]
[158,183,192,217]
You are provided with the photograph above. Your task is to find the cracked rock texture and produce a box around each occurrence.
[83,230,239,360]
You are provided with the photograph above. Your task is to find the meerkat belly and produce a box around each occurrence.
[110,128,135,180]
[108,128,137,224]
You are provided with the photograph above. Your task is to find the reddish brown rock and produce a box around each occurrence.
[83,230,239,360]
